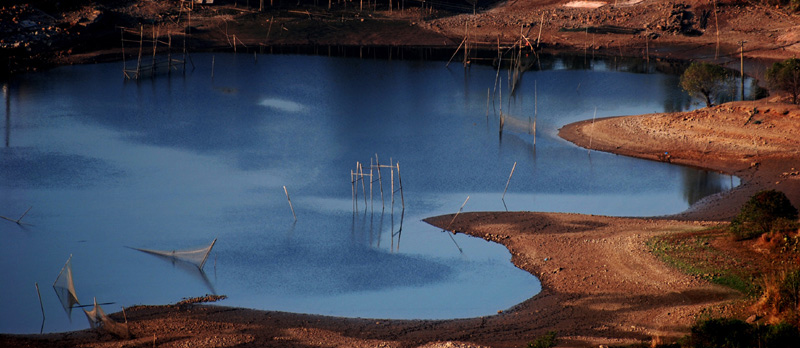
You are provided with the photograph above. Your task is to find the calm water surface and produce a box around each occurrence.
[0,53,739,333]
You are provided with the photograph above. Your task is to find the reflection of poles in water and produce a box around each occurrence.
[499,81,504,135]
[740,40,746,101]
[132,246,218,294]
[588,107,597,154]
[377,208,385,248]
[35,282,45,334]
[532,80,538,145]
[369,159,374,211]
[391,207,405,252]
[1,206,32,225]
[492,36,501,111]
[486,88,490,123]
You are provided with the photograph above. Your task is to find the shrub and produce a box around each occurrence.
[687,318,754,348]
[685,318,800,348]
[766,58,800,104]
[527,331,557,348]
[760,322,800,347]
[730,190,798,240]
[758,269,800,325]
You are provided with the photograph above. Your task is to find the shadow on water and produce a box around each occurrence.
[682,167,738,206]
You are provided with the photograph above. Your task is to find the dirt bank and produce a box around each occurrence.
[559,98,800,222]
[4,0,800,74]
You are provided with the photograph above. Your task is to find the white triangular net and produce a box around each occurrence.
[133,239,216,269]
[53,255,79,316]
[83,297,129,338]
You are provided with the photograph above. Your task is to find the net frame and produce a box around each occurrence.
[52,254,79,316]
[83,297,130,338]
[132,238,217,269]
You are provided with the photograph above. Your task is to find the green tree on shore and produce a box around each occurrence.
[680,62,731,107]
[730,189,798,240]
[766,58,800,104]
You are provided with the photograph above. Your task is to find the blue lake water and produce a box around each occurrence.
[0,53,739,334]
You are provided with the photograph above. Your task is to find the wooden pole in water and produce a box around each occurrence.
[390,158,395,206]
[502,161,517,200]
[463,23,468,68]
[184,14,189,73]
[265,16,273,44]
[136,25,143,78]
[537,12,544,48]
[167,33,173,74]
[211,55,215,79]
[283,186,297,221]
[445,37,467,68]
[445,196,470,231]
[151,25,157,77]
[376,154,384,208]
[121,29,127,78]
[359,162,367,208]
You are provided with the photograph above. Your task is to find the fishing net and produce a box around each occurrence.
[84,297,129,338]
[132,239,217,269]
[52,255,79,317]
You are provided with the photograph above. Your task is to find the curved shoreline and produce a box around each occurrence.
[5,102,798,347]
[558,101,800,222]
